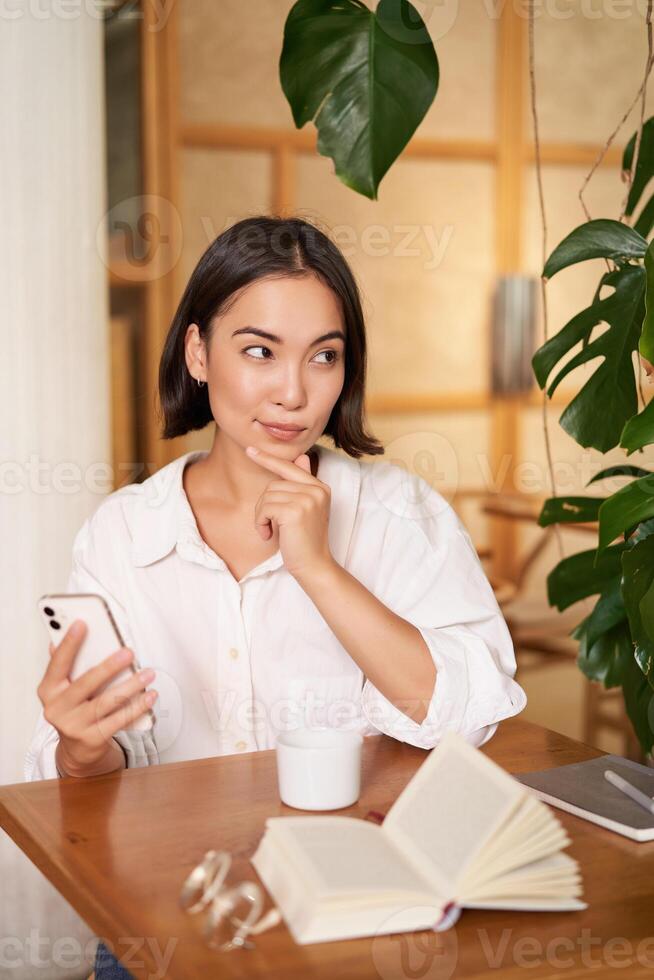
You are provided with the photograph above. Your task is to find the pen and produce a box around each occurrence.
[604,769,654,816]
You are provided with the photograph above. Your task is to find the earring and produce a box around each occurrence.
[196,378,205,388]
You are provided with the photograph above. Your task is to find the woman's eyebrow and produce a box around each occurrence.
[231,326,346,346]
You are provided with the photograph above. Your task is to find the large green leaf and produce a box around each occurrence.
[588,463,653,483]
[541,219,647,280]
[280,0,439,199]
[620,393,654,455]
[622,115,654,218]
[538,496,605,527]
[532,265,645,452]
[597,473,654,556]
[621,533,654,688]
[547,542,627,612]
[574,613,631,687]
[574,606,653,753]
[639,239,654,363]
[581,577,627,651]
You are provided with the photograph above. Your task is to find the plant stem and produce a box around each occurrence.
[528,0,564,560]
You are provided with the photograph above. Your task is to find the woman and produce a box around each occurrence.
[25,215,526,975]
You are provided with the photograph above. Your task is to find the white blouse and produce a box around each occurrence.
[25,444,527,781]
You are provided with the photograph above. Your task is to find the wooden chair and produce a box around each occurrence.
[480,494,594,662]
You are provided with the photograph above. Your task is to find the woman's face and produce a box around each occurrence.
[186,273,346,457]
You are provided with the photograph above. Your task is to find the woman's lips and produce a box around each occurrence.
[256,420,305,441]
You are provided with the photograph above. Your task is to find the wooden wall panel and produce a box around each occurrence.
[366,411,492,486]
[295,154,495,395]
[411,2,496,140]
[110,314,136,482]
[522,2,654,143]
[178,148,272,283]
[178,0,294,128]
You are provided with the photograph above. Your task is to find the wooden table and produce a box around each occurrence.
[2,718,654,979]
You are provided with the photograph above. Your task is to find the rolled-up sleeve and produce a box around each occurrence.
[359,496,527,751]
[24,515,159,781]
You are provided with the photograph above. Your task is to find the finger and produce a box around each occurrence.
[245,447,316,484]
[257,491,306,506]
[294,453,312,475]
[254,494,306,532]
[41,620,88,688]
[263,480,323,496]
[85,667,156,724]
[254,500,297,535]
[92,689,158,742]
[54,647,134,715]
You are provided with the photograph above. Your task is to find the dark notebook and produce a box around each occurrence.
[516,754,654,841]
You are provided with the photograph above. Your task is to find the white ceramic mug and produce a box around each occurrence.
[275,727,363,810]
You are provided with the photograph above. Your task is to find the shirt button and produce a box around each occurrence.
[235,740,247,751]
[229,647,239,660]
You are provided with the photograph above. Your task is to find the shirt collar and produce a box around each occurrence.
[128,444,361,570]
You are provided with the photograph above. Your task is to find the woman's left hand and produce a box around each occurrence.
[246,446,333,579]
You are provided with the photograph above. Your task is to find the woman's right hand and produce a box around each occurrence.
[37,619,158,778]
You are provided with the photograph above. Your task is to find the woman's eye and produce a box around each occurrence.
[242,346,340,365]
[243,345,271,360]
[314,349,340,365]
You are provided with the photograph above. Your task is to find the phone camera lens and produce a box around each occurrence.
[50,620,61,630]
[43,606,55,617]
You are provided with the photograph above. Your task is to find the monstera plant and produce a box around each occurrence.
[533,118,654,757]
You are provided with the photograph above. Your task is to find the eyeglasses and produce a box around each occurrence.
[179,849,281,952]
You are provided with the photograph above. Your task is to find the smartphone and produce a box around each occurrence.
[37,593,154,732]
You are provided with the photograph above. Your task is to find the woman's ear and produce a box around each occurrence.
[184,323,207,382]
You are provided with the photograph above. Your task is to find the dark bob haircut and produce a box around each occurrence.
[158,214,384,459]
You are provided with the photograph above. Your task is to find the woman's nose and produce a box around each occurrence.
[271,368,307,407]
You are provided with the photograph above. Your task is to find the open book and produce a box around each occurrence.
[251,732,586,945]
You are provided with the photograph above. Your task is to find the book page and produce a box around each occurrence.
[457,795,565,891]
[463,853,581,902]
[266,816,440,902]
[382,731,526,893]
[476,794,551,867]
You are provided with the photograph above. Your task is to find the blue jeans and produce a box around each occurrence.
[94,942,135,979]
